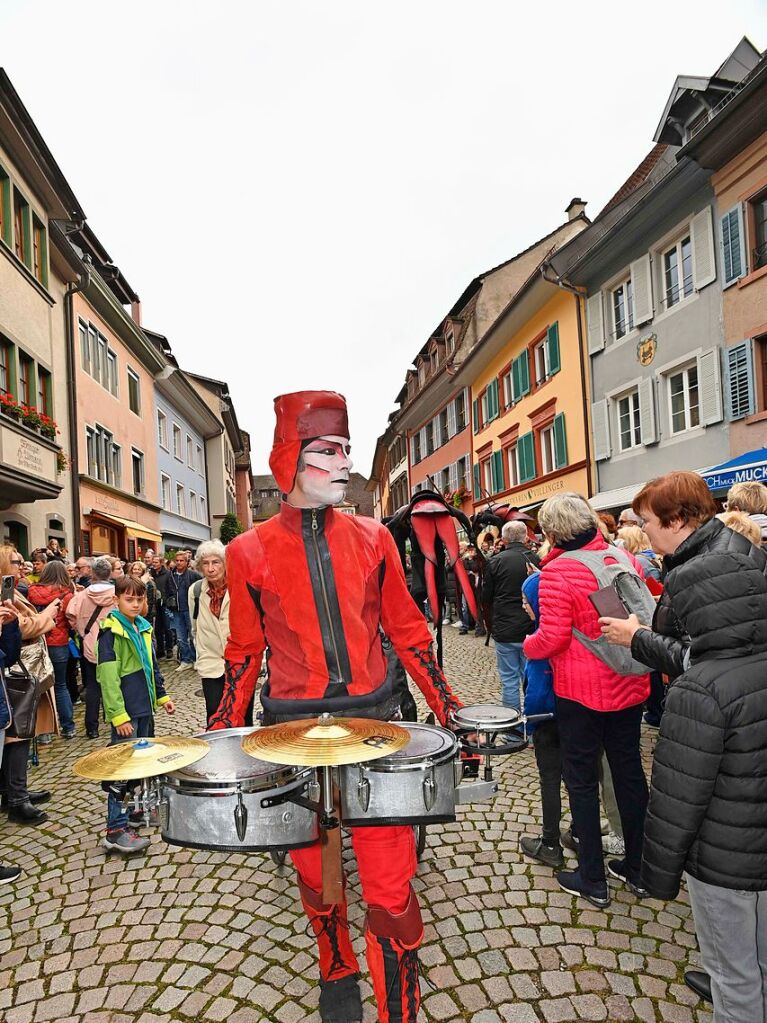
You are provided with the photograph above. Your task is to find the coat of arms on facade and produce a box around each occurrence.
[637,334,657,366]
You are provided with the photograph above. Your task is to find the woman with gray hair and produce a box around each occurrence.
[523,492,650,909]
[191,540,254,726]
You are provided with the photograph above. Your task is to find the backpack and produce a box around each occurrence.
[191,579,204,621]
[557,547,655,676]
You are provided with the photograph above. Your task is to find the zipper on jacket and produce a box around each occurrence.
[311,508,345,684]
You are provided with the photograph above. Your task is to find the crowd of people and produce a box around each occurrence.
[1,471,766,1022]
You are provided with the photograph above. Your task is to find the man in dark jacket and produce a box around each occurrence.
[481,520,538,722]
[166,552,201,670]
[149,555,173,659]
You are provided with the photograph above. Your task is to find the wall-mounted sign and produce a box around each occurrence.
[637,334,658,366]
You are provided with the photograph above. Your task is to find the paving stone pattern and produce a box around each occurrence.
[0,630,713,1022]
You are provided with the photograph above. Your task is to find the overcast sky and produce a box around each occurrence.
[3,1,766,476]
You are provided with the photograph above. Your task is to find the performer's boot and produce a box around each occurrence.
[297,879,362,1023]
[364,888,423,1023]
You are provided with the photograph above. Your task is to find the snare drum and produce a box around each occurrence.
[159,728,318,852]
[338,722,458,827]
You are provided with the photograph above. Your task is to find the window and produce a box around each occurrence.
[200,496,207,523]
[446,328,455,355]
[190,491,198,520]
[106,350,118,396]
[0,168,9,247]
[456,456,468,488]
[79,320,90,375]
[80,321,118,395]
[127,369,141,414]
[611,279,634,339]
[412,431,421,463]
[506,444,520,489]
[617,390,641,451]
[663,236,693,308]
[157,409,168,449]
[37,368,51,417]
[502,369,513,409]
[0,339,13,396]
[176,483,186,516]
[481,458,493,495]
[32,216,47,287]
[131,449,145,496]
[13,189,29,266]
[534,339,551,384]
[172,424,182,459]
[439,408,448,446]
[161,473,171,510]
[18,353,33,406]
[540,424,555,475]
[417,362,426,387]
[668,365,700,434]
[425,421,435,456]
[429,349,438,373]
[196,443,203,472]
[111,444,121,488]
[511,352,531,402]
[186,435,194,467]
[751,189,767,271]
[86,425,121,486]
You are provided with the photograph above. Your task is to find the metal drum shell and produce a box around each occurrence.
[338,722,458,827]
[159,727,319,852]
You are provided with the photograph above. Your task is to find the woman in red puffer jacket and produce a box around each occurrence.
[523,493,649,910]
[28,560,75,739]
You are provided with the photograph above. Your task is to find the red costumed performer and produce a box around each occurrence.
[209,390,465,1023]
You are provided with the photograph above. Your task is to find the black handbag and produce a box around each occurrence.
[4,662,47,740]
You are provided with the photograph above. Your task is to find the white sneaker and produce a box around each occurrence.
[602,831,625,855]
[175,662,194,672]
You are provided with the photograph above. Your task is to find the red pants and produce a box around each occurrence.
[290,824,417,914]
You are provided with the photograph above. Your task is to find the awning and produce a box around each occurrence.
[88,512,162,544]
[699,447,767,492]
[588,483,643,512]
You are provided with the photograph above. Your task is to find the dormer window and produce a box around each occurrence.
[418,361,426,386]
[685,108,709,142]
[445,328,455,355]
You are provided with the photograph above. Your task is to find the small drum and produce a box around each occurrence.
[452,703,522,733]
[159,728,319,852]
[338,722,458,827]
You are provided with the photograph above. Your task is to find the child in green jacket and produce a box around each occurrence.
[97,575,175,855]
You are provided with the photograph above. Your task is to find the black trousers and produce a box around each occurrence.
[201,675,255,728]
[556,695,648,885]
[1,739,31,805]
[67,654,80,704]
[81,659,102,734]
[644,671,666,725]
[532,720,562,843]
[154,606,173,657]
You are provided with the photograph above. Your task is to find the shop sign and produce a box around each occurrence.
[637,334,657,366]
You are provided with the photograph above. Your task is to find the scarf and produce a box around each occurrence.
[557,526,598,551]
[207,581,227,619]
[110,610,156,706]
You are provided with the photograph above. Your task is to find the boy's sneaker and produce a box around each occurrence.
[556,868,611,908]
[0,863,21,884]
[103,829,150,855]
[520,835,564,868]
[602,831,625,856]
[606,858,649,897]
[127,809,145,829]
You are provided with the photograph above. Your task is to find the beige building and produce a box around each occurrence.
[0,70,83,554]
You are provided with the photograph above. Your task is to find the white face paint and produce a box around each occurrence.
[288,435,353,509]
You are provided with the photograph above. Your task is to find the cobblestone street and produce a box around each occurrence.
[0,629,712,1023]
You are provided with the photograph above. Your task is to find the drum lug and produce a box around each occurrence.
[158,798,169,830]
[423,768,436,812]
[357,769,370,813]
[234,791,248,842]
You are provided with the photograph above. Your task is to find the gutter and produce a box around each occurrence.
[65,257,92,556]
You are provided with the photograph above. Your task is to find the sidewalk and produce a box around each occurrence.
[0,630,711,1022]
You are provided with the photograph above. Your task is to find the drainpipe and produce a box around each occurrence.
[540,263,595,498]
[64,257,91,556]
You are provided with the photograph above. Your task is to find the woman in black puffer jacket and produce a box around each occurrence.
[600,471,767,1022]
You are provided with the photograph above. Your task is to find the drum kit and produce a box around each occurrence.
[73,704,550,900]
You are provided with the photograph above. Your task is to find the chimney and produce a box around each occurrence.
[131,299,142,325]
[565,197,587,221]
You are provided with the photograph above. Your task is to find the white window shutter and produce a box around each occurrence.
[410,436,417,463]
[446,401,456,438]
[639,377,657,444]
[448,462,458,491]
[698,347,723,425]
[691,207,716,290]
[433,416,442,449]
[591,400,611,461]
[587,293,605,354]
[631,255,654,326]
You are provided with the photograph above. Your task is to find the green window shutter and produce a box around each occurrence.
[473,462,481,499]
[21,206,32,270]
[488,379,499,421]
[519,431,536,483]
[547,323,561,375]
[0,173,10,247]
[511,357,521,402]
[553,412,568,469]
[491,450,504,492]
[472,398,480,434]
[519,351,530,396]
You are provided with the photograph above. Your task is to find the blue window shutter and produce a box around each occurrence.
[473,462,481,499]
[472,398,480,434]
[724,341,755,420]
[548,323,561,375]
[720,206,746,286]
[520,351,531,396]
[553,412,568,469]
[519,431,536,483]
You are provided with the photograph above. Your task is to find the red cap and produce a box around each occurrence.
[269,390,349,494]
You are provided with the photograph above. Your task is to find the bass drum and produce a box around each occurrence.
[339,722,458,827]
[159,727,318,852]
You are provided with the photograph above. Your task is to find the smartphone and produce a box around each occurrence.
[588,585,629,620]
[1,575,14,603]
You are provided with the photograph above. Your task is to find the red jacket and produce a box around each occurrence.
[522,533,649,712]
[209,502,462,728]
[27,584,74,647]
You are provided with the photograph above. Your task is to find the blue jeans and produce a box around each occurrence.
[106,715,154,832]
[48,645,74,733]
[495,641,526,713]
[170,609,196,664]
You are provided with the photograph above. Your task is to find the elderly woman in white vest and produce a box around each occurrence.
[191,540,254,727]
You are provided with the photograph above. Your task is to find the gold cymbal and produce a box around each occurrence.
[241,715,411,767]
[72,736,210,781]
